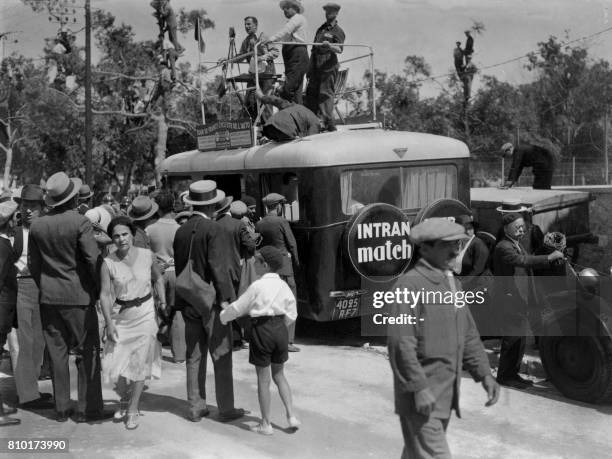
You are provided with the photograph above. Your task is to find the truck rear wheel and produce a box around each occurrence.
[539,336,612,403]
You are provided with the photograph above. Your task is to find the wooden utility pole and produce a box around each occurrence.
[605,109,609,185]
[85,0,92,184]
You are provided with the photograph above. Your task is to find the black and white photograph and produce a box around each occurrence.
[1,0,612,457]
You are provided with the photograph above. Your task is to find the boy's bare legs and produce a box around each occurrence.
[272,363,299,428]
[255,365,273,433]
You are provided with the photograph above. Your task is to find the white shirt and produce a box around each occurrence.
[15,227,29,275]
[268,14,308,44]
[220,273,297,326]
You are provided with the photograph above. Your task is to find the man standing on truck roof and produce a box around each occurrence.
[500,142,555,190]
[263,0,309,104]
[256,193,300,352]
[305,2,345,132]
[238,16,279,123]
[388,218,499,459]
[255,88,321,141]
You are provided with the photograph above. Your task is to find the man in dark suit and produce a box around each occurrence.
[173,180,246,423]
[29,172,110,422]
[491,212,564,388]
[256,193,300,352]
[215,196,256,350]
[12,184,53,409]
[501,142,555,190]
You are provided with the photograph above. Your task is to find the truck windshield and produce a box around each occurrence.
[341,165,457,215]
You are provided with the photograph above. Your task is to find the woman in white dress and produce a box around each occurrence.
[100,216,166,430]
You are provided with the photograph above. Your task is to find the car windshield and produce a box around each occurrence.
[340,165,457,215]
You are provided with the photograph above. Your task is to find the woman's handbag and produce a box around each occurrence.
[175,221,217,318]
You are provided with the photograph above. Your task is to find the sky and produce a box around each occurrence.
[2,0,612,97]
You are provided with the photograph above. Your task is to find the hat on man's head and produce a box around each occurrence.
[0,200,18,226]
[78,184,94,201]
[184,180,225,206]
[174,210,192,223]
[0,190,12,203]
[257,246,284,272]
[44,172,82,208]
[85,205,113,232]
[230,200,248,218]
[323,2,341,11]
[15,184,44,203]
[242,195,256,208]
[455,214,474,227]
[496,198,531,214]
[502,212,523,226]
[409,218,470,245]
[262,193,286,207]
[127,196,159,221]
[216,196,234,215]
[279,0,304,14]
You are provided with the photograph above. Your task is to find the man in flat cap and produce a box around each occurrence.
[388,217,499,459]
[305,3,345,132]
[491,212,564,389]
[256,193,300,352]
[500,142,555,190]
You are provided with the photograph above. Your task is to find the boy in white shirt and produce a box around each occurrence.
[220,246,300,435]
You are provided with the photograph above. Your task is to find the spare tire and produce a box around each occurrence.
[413,198,472,225]
[539,335,612,403]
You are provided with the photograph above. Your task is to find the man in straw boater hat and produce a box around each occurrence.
[10,185,54,410]
[263,0,309,104]
[173,180,247,422]
[305,2,345,132]
[491,209,564,389]
[29,172,111,422]
[0,200,22,425]
[387,217,499,458]
[500,142,555,190]
[127,195,159,249]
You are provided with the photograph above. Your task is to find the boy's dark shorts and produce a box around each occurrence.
[249,315,289,367]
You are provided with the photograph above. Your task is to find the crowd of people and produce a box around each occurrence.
[0,172,301,435]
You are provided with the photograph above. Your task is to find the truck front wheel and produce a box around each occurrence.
[539,336,612,404]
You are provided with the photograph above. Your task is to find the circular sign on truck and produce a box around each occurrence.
[346,203,413,282]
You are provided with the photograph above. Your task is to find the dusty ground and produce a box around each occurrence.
[1,321,611,459]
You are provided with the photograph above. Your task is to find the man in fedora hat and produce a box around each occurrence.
[264,0,309,104]
[256,193,300,352]
[11,184,54,409]
[491,212,564,389]
[77,184,94,215]
[127,196,159,249]
[388,218,499,459]
[500,142,555,190]
[216,195,257,351]
[146,191,185,362]
[28,172,109,422]
[496,199,544,256]
[173,180,247,422]
[305,2,345,132]
[0,200,22,425]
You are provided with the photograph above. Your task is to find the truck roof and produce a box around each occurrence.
[470,187,591,214]
[159,129,469,175]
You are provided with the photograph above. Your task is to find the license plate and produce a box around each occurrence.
[332,297,361,320]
